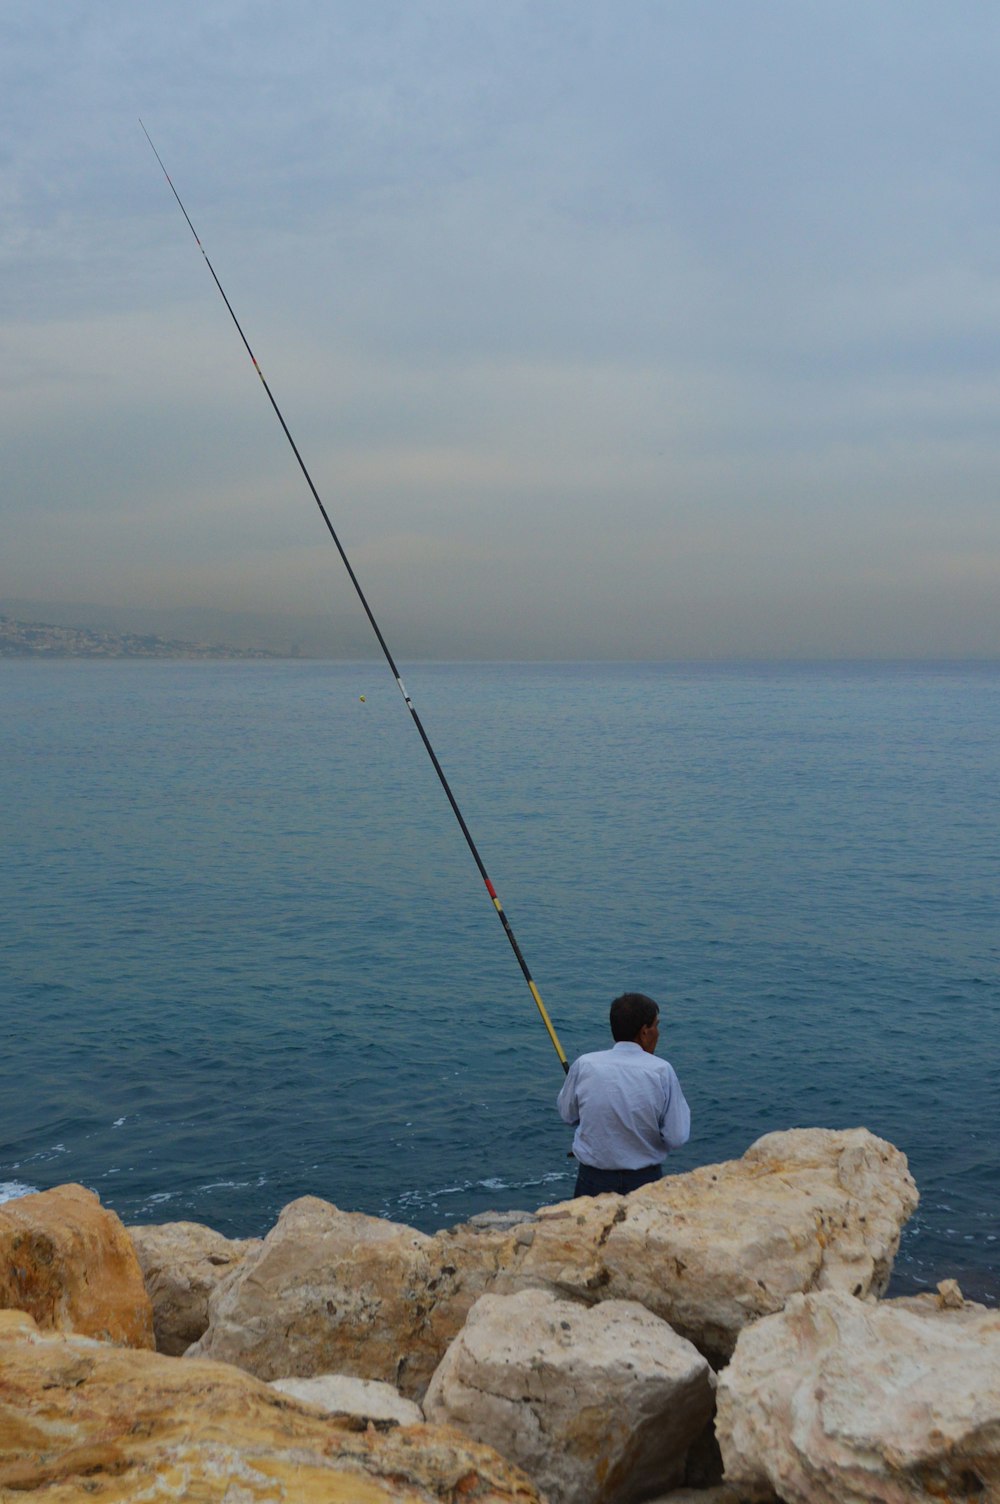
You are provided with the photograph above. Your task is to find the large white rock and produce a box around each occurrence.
[716,1287,1000,1503]
[186,1195,452,1396]
[270,1373,424,1425]
[423,1288,716,1504]
[502,1126,918,1362]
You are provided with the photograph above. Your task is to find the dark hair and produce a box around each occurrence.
[609,992,659,1042]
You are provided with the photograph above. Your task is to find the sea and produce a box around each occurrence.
[1,659,997,1303]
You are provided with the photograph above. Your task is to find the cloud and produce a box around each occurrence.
[3,3,1000,656]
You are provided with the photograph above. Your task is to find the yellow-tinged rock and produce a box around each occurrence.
[0,1184,154,1349]
[187,1196,446,1393]
[0,1312,544,1502]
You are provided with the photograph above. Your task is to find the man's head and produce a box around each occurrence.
[610,992,660,1053]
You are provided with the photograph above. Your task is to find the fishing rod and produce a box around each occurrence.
[141,122,569,1073]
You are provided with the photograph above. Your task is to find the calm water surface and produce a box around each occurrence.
[2,659,997,1301]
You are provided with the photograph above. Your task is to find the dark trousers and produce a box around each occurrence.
[573,1161,662,1198]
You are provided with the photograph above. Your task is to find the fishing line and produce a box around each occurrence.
[141,122,568,1072]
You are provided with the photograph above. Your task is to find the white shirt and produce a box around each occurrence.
[557,1041,691,1170]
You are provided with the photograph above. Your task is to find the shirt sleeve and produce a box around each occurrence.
[659,1064,691,1150]
[556,1063,580,1126]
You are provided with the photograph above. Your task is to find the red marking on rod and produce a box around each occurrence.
[485,878,497,900]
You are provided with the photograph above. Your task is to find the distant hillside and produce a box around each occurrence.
[0,598,377,658]
[0,615,283,660]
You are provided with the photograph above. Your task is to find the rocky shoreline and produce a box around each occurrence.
[1,1127,997,1502]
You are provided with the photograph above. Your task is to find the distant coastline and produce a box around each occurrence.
[0,615,283,661]
[2,606,998,666]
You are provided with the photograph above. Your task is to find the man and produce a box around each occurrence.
[557,992,690,1197]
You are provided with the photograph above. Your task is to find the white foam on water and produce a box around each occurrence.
[0,1181,37,1204]
[138,1192,174,1211]
[22,1145,68,1163]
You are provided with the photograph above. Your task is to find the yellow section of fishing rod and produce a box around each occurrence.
[485,886,568,1070]
[528,980,570,1072]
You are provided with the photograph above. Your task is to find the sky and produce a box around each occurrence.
[3,1,1000,659]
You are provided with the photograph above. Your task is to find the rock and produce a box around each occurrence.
[190,1129,917,1396]
[0,1308,544,1502]
[887,1278,990,1326]
[127,1219,260,1354]
[188,1195,537,1399]
[497,1126,917,1363]
[424,1289,716,1504]
[465,1210,536,1233]
[270,1373,424,1425]
[187,1195,454,1396]
[0,1183,154,1349]
[935,1276,965,1309]
[716,1288,1000,1503]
